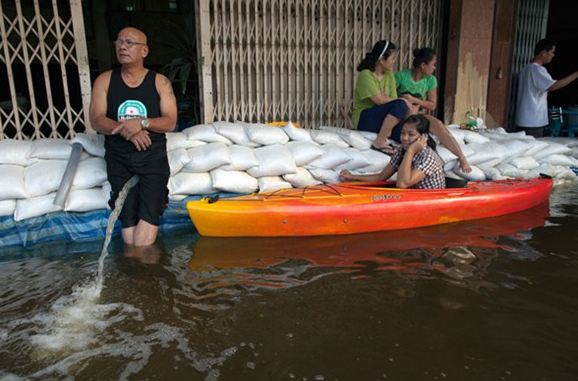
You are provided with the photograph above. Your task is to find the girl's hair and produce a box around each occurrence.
[357,40,397,72]
[412,47,436,69]
[403,114,436,150]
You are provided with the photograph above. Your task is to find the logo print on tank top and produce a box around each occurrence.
[117,100,148,121]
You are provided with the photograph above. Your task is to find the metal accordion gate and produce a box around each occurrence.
[0,0,91,140]
[196,0,443,128]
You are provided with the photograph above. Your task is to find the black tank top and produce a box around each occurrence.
[105,68,166,153]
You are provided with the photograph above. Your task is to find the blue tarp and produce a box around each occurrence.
[0,193,237,248]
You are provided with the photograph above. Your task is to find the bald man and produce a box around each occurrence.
[89,27,177,246]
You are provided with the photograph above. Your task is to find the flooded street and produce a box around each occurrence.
[1,184,577,381]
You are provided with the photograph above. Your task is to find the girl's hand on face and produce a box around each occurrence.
[408,135,427,153]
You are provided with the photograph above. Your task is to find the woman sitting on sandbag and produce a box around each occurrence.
[395,47,471,173]
[340,114,445,189]
[352,40,410,155]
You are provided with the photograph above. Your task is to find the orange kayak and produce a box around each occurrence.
[186,177,553,237]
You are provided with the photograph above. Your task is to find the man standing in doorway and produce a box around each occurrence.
[515,38,578,137]
[89,27,177,246]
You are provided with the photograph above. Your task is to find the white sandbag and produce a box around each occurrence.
[168,148,191,175]
[309,168,340,184]
[540,137,578,148]
[448,129,466,145]
[169,194,188,201]
[476,158,504,170]
[213,121,253,146]
[65,187,109,212]
[462,130,490,144]
[437,146,457,162]
[465,142,506,166]
[102,181,111,203]
[532,141,572,160]
[481,167,507,181]
[306,144,352,170]
[499,139,530,159]
[71,133,105,157]
[0,165,28,200]
[258,176,292,193]
[447,124,460,129]
[358,130,378,141]
[286,141,324,166]
[166,132,206,151]
[0,199,16,216]
[539,154,576,167]
[0,139,35,166]
[220,145,258,171]
[29,138,72,160]
[320,127,372,150]
[508,156,540,170]
[14,193,62,221]
[24,160,68,197]
[495,163,525,178]
[454,165,486,181]
[211,169,258,194]
[245,124,289,145]
[524,140,550,156]
[247,144,297,177]
[183,143,232,172]
[283,122,312,141]
[169,172,215,195]
[532,165,576,181]
[335,148,371,171]
[310,130,349,147]
[356,149,391,174]
[182,124,232,144]
[73,157,108,189]
[283,168,322,188]
[444,160,457,172]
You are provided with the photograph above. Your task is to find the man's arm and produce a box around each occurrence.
[149,74,177,133]
[89,71,121,134]
[549,71,578,92]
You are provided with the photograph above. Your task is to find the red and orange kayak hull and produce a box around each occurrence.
[186,177,553,237]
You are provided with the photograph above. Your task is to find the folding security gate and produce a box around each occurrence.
[0,0,91,140]
[196,0,444,128]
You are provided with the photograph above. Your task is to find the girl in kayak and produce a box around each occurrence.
[340,114,445,189]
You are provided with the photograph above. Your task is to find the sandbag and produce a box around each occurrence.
[258,176,292,193]
[169,172,215,195]
[465,142,506,166]
[220,145,258,171]
[168,148,191,175]
[509,156,540,170]
[320,126,372,150]
[335,148,371,171]
[0,199,16,217]
[166,132,206,151]
[283,168,322,188]
[310,130,349,147]
[0,165,28,200]
[454,165,486,181]
[306,144,352,170]
[24,160,68,197]
[30,138,72,160]
[309,168,340,184]
[182,124,233,144]
[283,122,312,141]
[247,144,296,177]
[286,141,324,166]
[245,124,289,145]
[65,187,109,212]
[0,139,35,166]
[71,133,105,157]
[532,141,572,160]
[73,157,108,189]
[462,130,490,144]
[481,167,507,181]
[183,143,232,172]
[539,154,576,167]
[525,140,550,156]
[213,121,254,146]
[355,149,391,174]
[211,169,258,194]
[14,193,62,222]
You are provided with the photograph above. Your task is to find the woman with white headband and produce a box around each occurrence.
[352,40,410,154]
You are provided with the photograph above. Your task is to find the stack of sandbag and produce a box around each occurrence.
[2,120,577,221]
[441,125,578,183]
[0,138,109,221]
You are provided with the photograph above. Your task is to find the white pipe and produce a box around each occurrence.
[54,142,83,207]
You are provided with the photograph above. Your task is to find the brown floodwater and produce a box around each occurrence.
[0,184,577,381]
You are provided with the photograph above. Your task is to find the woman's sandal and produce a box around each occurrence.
[370,143,395,155]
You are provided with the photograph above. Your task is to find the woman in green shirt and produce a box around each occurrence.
[352,40,410,154]
[396,48,471,172]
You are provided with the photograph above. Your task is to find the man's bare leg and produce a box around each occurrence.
[133,220,159,246]
[373,114,401,154]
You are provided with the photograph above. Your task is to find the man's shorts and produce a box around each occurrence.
[105,142,170,228]
[357,99,409,142]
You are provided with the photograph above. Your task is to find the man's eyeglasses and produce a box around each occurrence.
[113,39,146,49]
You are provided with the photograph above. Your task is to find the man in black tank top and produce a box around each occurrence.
[89,27,177,247]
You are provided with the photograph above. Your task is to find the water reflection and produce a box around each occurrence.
[190,203,549,281]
